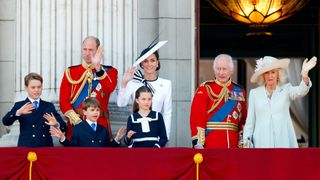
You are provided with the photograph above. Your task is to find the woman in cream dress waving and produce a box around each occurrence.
[243,56,317,148]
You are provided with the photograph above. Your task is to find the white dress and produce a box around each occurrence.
[117,77,172,139]
[243,80,311,148]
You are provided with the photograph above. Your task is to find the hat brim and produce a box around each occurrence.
[250,58,290,83]
[133,40,168,67]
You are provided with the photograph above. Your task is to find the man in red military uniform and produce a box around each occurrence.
[190,54,247,148]
[60,36,117,140]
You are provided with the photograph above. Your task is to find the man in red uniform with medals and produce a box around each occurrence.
[190,54,247,148]
[60,36,117,140]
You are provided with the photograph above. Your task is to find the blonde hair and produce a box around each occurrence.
[256,68,287,86]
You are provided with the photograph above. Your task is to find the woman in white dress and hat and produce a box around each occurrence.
[243,56,317,148]
[117,42,172,140]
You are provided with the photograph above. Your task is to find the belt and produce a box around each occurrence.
[206,122,238,132]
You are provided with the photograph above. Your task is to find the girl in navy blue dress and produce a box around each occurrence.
[124,86,168,148]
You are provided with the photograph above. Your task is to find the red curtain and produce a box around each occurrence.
[0,148,320,180]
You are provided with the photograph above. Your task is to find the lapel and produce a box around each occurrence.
[83,121,98,137]
[95,125,103,136]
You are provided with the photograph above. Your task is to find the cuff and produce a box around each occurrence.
[96,68,105,77]
[60,136,66,143]
[154,143,160,148]
[114,138,121,144]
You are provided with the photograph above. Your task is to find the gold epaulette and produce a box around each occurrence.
[65,67,89,85]
[199,80,215,87]
[231,81,244,89]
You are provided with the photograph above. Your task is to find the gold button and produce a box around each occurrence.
[32,125,35,128]
[32,134,35,138]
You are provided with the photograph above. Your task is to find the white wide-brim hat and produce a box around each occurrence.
[250,56,290,83]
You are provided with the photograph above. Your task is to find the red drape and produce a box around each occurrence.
[0,147,320,180]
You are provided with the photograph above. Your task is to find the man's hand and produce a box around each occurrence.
[91,46,104,71]
[16,102,34,115]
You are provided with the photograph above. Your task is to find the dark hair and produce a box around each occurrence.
[24,72,43,87]
[132,86,153,113]
[139,50,160,71]
[83,36,100,48]
[82,97,100,110]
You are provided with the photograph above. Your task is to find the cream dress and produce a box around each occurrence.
[243,80,311,148]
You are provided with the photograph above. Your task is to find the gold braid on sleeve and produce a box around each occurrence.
[191,127,205,146]
[65,110,82,125]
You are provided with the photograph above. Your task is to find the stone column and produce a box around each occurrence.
[0,0,137,146]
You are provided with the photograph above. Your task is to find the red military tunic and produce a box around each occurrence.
[60,62,117,140]
[190,79,247,148]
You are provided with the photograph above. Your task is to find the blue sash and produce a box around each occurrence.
[72,80,99,109]
[72,66,111,109]
[205,85,242,136]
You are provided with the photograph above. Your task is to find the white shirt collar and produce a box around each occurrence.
[28,97,40,104]
[86,119,97,126]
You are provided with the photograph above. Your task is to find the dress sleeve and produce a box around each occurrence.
[162,80,172,139]
[124,115,134,146]
[243,90,256,141]
[288,80,311,100]
[117,80,136,107]
[157,113,168,147]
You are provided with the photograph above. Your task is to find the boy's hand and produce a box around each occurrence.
[17,102,34,115]
[127,130,136,139]
[50,126,65,142]
[114,127,126,142]
[43,113,59,127]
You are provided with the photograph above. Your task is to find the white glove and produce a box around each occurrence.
[243,137,253,148]
[301,56,317,78]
